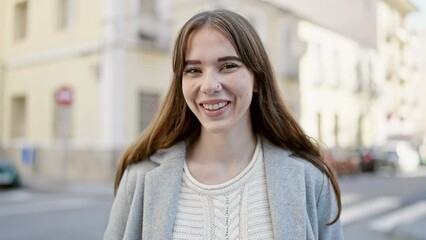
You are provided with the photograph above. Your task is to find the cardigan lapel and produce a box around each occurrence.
[139,139,308,239]
[263,139,307,240]
[142,142,186,240]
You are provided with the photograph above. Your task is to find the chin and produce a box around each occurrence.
[201,123,231,134]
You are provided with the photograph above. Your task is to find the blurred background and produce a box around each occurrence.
[1,0,426,239]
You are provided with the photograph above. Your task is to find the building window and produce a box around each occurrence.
[138,0,157,42]
[57,0,74,29]
[243,12,266,43]
[363,0,372,14]
[313,43,325,85]
[11,96,27,139]
[280,24,300,80]
[14,1,28,40]
[334,114,340,147]
[367,60,374,90]
[357,114,364,146]
[140,0,155,14]
[137,0,170,50]
[333,50,341,87]
[139,92,159,132]
[317,112,322,142]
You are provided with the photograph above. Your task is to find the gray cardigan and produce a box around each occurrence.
[104,138,344,240]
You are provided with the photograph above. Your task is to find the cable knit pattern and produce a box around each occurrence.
[172,139,274,240]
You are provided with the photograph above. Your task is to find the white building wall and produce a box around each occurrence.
[265,0,378,47]
[377,0,417,141]
[2,0,104,147]
[411,32,426,142]
[1,0,421,184]
[122,0,173,142]
[0,0,6,144]
[298,20,378,148]
[0,0,114,184]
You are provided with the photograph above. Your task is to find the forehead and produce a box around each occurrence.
[185,26,238,59]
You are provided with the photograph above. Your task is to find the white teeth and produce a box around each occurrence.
[202,101,228,110]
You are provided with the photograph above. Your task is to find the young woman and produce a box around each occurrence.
[104,9,343,240]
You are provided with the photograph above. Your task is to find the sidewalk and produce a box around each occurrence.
[21,177,114,197]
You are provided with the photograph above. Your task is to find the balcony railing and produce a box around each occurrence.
[136,14,169,51]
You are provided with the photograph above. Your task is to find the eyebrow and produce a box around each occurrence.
[217,56,241,62]
[184,56,242,66]
[184,60,201,66]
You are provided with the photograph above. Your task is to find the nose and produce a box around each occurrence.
[200,70,222,94]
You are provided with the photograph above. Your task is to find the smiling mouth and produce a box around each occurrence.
[201,101,229,111]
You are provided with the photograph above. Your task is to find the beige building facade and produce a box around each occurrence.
[377,0,417,141]
[411,31,426,144]
[1,0,111,183]
[263,0,382,148]
[0,0,196,184]
[0,0,420,185]
[297,21,380,148]
[1,0,6,149]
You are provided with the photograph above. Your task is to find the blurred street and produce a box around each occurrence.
[1,0,426,239]
[1,168,426,239]
[341,167,426,240]
[0,185,113,240]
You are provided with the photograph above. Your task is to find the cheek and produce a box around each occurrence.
[182,81,195,106]
[235,77,255,99]
[243,92,253,105]
[182,80,190,96]
[237,71,255,90]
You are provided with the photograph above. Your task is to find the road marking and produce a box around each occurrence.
[341,193,362,206]
[0,198,94,217]
[398,168,426,178]
[0,190,41,204]
[369,200,426,232]
[341,196,401,226]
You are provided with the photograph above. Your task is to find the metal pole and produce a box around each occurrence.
[60,106,69,185]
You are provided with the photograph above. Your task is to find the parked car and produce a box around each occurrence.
[380,140,420,173]
[0,158,21,187]
[419,143,426,166]
[325,147,361,176]
[361,141,420,173]
[360,147,381,172]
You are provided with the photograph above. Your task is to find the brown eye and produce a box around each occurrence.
[220,63,239,71]
[184,67,201,74]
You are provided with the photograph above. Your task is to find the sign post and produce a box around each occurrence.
[55,87,73,184]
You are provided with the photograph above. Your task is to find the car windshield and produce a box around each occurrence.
[383,151,398,160]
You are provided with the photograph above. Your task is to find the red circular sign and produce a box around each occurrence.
[55,87,73,105]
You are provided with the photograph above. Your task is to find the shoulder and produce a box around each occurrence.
[126,160,159,183]
[262,137,326,193]
[121,141,186,199]
[262,137,324,175]
[294,155,326,185]
[125,140,186,179]
[120,160,158,203]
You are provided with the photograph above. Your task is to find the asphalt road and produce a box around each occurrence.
[0,187,113,240]
[1,167,425,240]
[341,167,426,240]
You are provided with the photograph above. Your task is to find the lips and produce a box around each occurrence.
[201,101,229,111]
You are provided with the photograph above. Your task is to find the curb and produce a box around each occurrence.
[21,177,114,197]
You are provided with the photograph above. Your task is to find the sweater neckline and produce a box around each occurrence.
[183,137,262,195]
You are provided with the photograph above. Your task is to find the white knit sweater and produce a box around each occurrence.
[172,140,274,240]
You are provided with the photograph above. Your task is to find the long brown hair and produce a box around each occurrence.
[114,9,341,225]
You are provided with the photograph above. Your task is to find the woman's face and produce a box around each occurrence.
[182,26,256,135]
